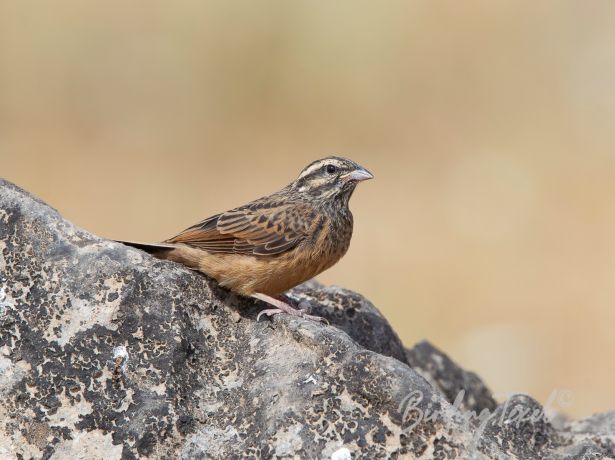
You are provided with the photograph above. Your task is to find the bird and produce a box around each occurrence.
[118,156,373,322]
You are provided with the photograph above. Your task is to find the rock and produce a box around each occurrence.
[406,340,497,415]
[0,177,614,459]
[289,281,409,364]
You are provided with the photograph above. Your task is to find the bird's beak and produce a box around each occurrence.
[341,167,374,183]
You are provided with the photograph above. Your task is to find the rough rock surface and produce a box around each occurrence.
[0,177,614,459]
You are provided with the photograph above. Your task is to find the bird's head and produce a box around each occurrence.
[292,156,373,204]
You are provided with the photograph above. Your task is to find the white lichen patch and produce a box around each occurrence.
[338,387,368,412]
[195,315,214,332]
[47,392,93,429]
[181,426,239,459]
[0,287,13,315]
[52,296,116,346]
[51,276,125,347]
[220,368,243,390]
[331,447,353,460]
[274,424,303,458]
[250,341,320,420]
[149,381,167,397]
[300,374,318,386]
[0,357,31,397]
[0,240,8,283]
[248,337,262,355]
[49,430,122,460]
[112,345,129,373]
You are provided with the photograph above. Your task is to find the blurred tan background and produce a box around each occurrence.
[2,1,615,418]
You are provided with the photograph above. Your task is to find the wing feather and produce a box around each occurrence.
[164,201,315,257]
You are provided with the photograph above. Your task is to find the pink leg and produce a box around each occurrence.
[252,293,326,323]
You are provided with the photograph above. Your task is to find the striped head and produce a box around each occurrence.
[292,156,373,203]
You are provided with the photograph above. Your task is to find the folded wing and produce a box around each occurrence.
[165,201,317,256]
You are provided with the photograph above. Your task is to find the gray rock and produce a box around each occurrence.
[406,340,497,415]
[0,177,614,459]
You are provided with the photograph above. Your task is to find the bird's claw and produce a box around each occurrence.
[256,308,283,321]
[256,307,328,324]
[252,292,328,324]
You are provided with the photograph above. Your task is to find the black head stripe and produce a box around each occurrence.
[293,156,360,196]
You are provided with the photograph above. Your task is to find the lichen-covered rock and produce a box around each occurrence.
[0,177,614,459]
[406,341,497,415]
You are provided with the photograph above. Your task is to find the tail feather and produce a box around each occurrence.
[115,240,176,255]
[116,240,203,272]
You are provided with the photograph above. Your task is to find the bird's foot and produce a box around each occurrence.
[252,293,327,323]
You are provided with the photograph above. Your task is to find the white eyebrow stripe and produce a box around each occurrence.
[298,159,345,179]
[298,162,324,178]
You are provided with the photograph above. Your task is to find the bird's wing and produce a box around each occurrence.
[165,201,318,256]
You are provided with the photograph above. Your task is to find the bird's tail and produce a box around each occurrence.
[115,240,176,256]
[117,240,203,272]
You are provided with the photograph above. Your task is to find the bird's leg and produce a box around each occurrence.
[252,293,326,323]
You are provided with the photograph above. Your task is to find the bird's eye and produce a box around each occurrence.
[325,164,337,174]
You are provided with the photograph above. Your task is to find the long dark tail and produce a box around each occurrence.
[115,240,176,256]
[117,240,202,272]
